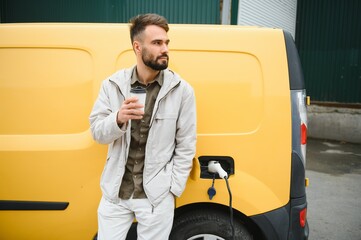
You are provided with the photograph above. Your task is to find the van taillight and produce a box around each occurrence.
[301,123,307,145]
[300,208,307,228]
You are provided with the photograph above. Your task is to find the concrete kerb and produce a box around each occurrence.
[307,105,361,144]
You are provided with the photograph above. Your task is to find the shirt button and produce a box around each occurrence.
[140,135,144,138]
[134,175,137,178]
[135,161,138,165]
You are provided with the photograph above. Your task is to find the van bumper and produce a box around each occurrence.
[250,196,309,240]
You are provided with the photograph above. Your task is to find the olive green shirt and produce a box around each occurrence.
[119,68,163,199]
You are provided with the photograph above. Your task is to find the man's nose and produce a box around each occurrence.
[161,43,168,53]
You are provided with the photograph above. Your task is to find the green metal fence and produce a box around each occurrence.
[295,0,361,104]
[0,0,220,24]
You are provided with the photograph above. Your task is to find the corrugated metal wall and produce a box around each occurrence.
[295,0,361,104]
[0,0,220,24]
[237,0,297,38]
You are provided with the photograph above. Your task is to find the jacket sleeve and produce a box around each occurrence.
[170,83,197,197]
[89,80,125,144]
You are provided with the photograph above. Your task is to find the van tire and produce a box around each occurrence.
[170,209,253,240]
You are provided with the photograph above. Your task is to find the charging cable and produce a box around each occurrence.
[207,161,235,240]
[225,176,235,240]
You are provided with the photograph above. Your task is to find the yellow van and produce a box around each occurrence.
[0,23,309,240]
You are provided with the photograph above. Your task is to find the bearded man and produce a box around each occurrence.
[89,13,197,240]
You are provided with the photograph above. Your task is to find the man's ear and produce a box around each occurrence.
[133,41,142,54]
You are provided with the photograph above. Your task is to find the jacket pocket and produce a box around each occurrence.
[151,113,177,151]
[100,156,124,199]
[145,160,173,202]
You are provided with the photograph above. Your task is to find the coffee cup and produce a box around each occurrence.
[130,86,146,112]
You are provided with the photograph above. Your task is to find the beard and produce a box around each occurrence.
[142,48,169,71]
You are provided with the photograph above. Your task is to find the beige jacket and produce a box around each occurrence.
[89,67,196,207]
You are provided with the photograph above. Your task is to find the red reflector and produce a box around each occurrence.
[301,123,307,145]
[300,208,307,228]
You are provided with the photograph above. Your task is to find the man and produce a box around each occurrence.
[89,13,197,240]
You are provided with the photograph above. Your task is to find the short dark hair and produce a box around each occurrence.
[129,13,169,43]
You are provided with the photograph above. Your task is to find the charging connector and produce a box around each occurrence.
[208,161,228,179]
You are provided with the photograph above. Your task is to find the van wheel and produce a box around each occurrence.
[170,209,253,240]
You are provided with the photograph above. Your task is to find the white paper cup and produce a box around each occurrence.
[130,86,146,112]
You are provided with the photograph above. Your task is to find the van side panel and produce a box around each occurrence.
[0,24,295,239]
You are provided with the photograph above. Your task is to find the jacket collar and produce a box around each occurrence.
[110,66,180,98]
[130,67,164,87]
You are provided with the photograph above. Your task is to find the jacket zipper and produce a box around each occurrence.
[142,81,180,208]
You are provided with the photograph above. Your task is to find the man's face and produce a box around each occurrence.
[139,25,170,71]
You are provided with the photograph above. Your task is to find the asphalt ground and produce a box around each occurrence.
[306,138,361,240]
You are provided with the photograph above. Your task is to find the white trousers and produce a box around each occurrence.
[97,193,174,240]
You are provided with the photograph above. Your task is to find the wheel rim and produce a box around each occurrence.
[187,234,225,240]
